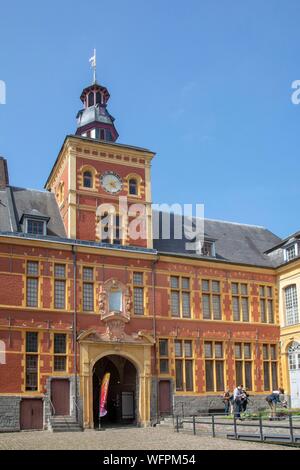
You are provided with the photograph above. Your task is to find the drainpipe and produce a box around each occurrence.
[151,254,159,424]
[72,245,78,421]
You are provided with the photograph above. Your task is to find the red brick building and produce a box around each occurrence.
[0,78,282,431]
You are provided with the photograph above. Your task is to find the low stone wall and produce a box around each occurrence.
[0,396,21,432]
[173,394,271,416]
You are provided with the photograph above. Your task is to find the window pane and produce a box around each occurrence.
[185,360,193,391]
[133,287,144,315]
[235,361,243,386]
[215,342,223,358]
[175,340,182,357]
[268,300,274,323]
[175,360,183,391]
[133,272,143,285]
[202,294,211,319]
[245,362,252,390]
[109,289,122,311]
[26,355,38,391]
[54,264,66,278]
[263,362,270,391]
[159,339,168,357]
[270,344,277,360]
[182,292,191,318]
[181,277,189,289]
[184,341,192,358]
[171,291,180,317]
[263,344,269,360]
[27,278,38,307]
[212,280,220,293]
[54,356,66,372]
[54,334,66,354]
[83,267,93,281]
[54,280,66,309]
[212,295,221,320]
[27,261,38,276]
[204,342,212,358]
[205,360,214,391]
[240,284,248,295]
[216,361,224,391]
[231,283,238,295]
[83,283,94,311]
[201,280,209,292]
[259,285,265,297]
[241,297,249,322]
[26,332,38,353]
[160,359,169,374]
[267,286,272,298]
[232,297,240,321]
[244,343,251,359]
[27,219,44,235]
[235,343,242,359]
[260,299,266,323]
[170,276,179,289]
[271,362,278,390]
[285,285,299,326]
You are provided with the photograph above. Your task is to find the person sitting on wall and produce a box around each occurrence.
[266,388,287,420]
[222,389,232,415]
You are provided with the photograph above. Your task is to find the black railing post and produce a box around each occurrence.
[259,415,263,442]
[233,415,238,439]
[193,415,196,435]
[181,402,184,418]
[289,414,294,443]
[176,415,179,433]
[211,414,216,438]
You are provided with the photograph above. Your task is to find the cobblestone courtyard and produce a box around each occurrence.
[0,427,299,450]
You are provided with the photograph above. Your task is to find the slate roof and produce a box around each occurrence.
[0,187,283,267]
[0,186,66,237]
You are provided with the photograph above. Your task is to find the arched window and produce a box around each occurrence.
[83,170,93,188]
[284,284,299,325]
[96,91,102,104]
[88,92,94,107]
[129,178,138,195]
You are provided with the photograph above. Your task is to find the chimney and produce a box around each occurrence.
[0,157,9,189]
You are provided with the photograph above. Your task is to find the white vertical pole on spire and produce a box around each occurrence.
[89,48,97,84]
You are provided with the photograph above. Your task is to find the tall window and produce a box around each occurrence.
[26,261,39,307]
[133,272,144,315]
[234,343,253,390]
[231,282,249,322]
[285,285,299,325]
[263,344,278,391]
[25,332,38,391]
[129,178,138,195]
[170,276,191,318]
[204,341,225,392]
[259,285,274,323]
[83,170,93,188]
[82,267,94,312]
[54,264,66,310]
[113,214,122,244]
[175,340,193,391]
[158,339,169,374]
[201,279,221,320]
[53,333,67,372]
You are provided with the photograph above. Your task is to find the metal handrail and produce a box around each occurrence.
[48,397,55,416]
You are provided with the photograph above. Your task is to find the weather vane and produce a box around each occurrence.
[89,48,97,84]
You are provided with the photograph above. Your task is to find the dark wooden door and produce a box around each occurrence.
[159,380,171,416]
[51,379,70,415]
[20,399,43,430]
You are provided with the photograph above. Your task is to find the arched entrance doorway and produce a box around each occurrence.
[288,342,300,408]
[92,355,137,427]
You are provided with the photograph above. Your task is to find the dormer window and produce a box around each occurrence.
[285,243,298,262]
[201,241,216,257]
[27,219,46,235]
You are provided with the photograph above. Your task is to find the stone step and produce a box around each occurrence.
[51,426,83,432]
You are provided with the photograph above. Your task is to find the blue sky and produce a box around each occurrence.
[0,0,299,237]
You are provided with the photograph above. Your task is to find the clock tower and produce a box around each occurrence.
[45,78,155,249]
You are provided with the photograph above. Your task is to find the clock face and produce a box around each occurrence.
[100,171,122,194]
